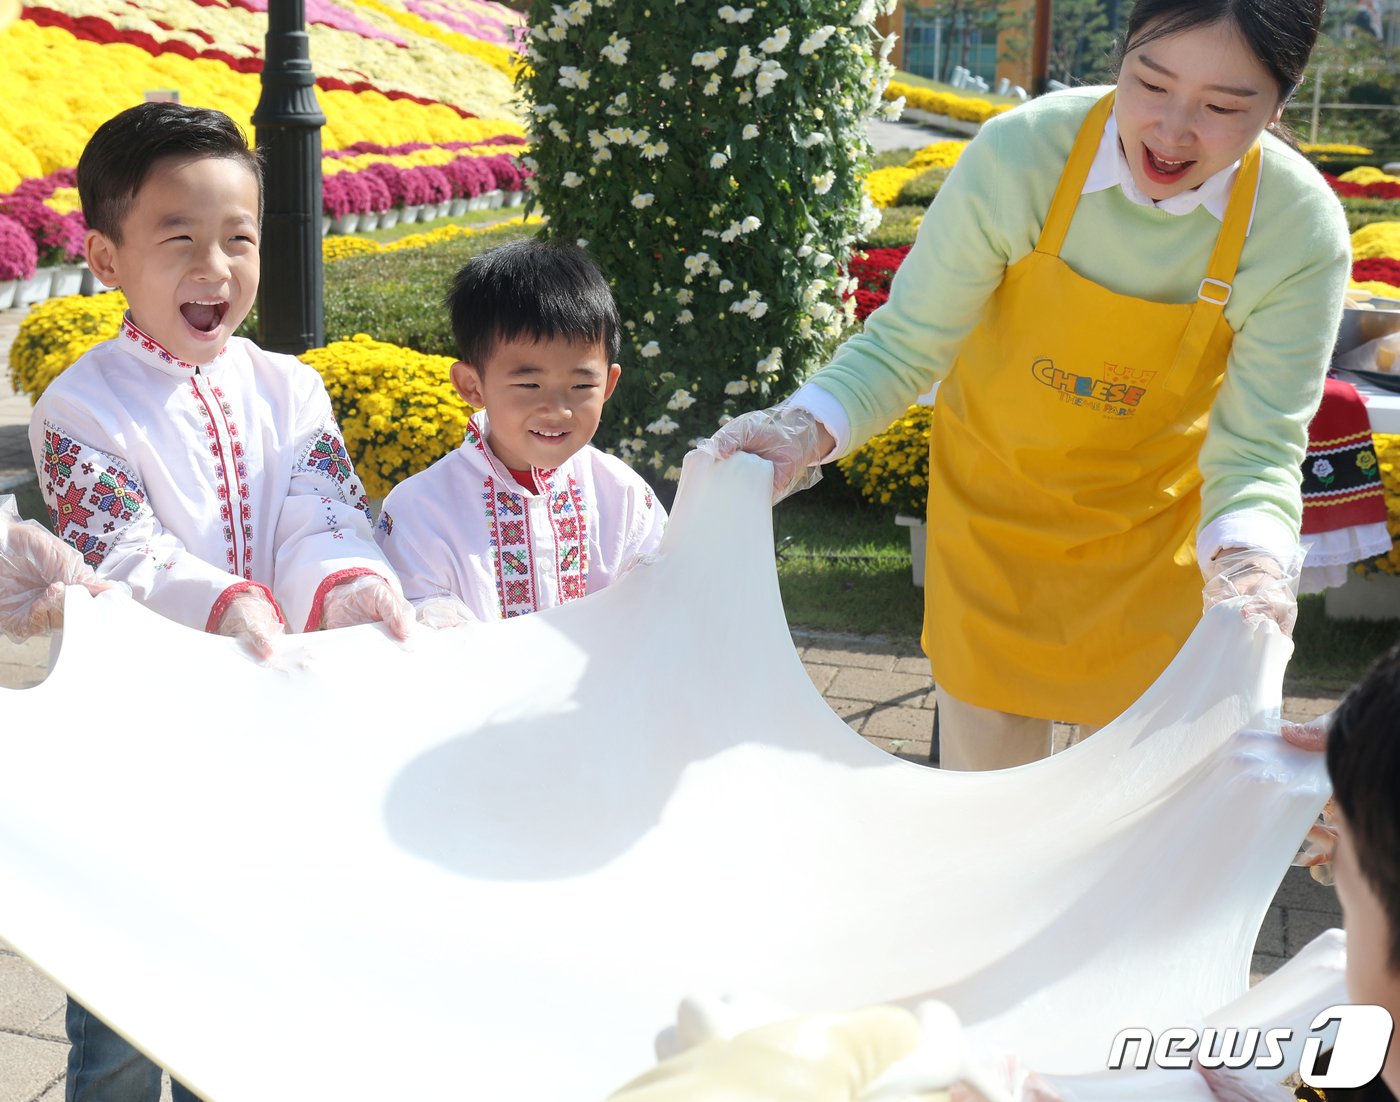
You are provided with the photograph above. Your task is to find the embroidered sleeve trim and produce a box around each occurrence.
[205,581,283,634]
[303,567,381,633]
[39,421,149,569]
[298,420,372,518]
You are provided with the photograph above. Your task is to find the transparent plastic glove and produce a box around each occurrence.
[605,1006,923,1101]
[0,496,113,642]
[693,405,831,504]
[1202,547,1303,637]
[414,594,477,630]
[321,574,413,640]
[215,589,285,660]
[1282,719,1336,885]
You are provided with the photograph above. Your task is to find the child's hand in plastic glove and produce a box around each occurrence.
[414,594,477,630]
[693,406,834,503]
[215,589,286,660]
[1202,547,1302,636]
[321,574,413,640]
[605,1005,925,1101]
[0,496,114,642]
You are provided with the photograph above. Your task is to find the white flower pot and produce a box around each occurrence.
[1324,570,1400,621]
[449,197,469,217]
[0,279,17,309]
[17,268,54,305]
[506,190,525,208]
[322,215,331,237]
[378,206,400,229]
[80,266,101,295]
[399,204,421,224]
[895,515,926,588]
[49,263,86,298]
[484,189,505,209]
[330,213,360,235]
[466,195,487,211]
[359,210,381,231]
[420,202,441,222]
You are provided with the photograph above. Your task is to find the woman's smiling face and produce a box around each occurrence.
[1114,18,1285,201]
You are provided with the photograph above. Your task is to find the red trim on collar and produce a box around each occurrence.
[120,314,229,373]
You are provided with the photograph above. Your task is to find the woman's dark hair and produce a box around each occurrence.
[77,103,263,243]
[1114,0,1325,105]
[1327,643,1400,971]
[445,238,621,368]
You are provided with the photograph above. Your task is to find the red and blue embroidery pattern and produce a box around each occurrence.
[377,512,394,537]
[302,426,371,518]
[39,421,148,567]
[551,479,588,603]
[121,315,226,373]
[484,481,537,618]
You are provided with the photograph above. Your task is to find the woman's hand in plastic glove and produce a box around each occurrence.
[1202,547,1301,636]
[414,594,477,630]
[1281,719,1337,884]
[321,575,413,640]
[0,500,114,641]
[215,589,286,660]
[606,1006,923,1101]
[693,406,835,503]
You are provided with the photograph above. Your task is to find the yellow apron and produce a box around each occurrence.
[923,91,1261,727]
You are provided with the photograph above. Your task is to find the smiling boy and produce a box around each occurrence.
[28,103,410,661]
[374,239,665,622]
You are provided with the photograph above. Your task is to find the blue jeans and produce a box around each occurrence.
[65,1000,202,1102]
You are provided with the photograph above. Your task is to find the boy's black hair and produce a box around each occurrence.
[1327,642,1400,971]
[77,103,263,243]
[444,239,621,368]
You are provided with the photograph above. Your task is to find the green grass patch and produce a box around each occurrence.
[1289,593,1400,689]
[772,489,923,642]
[322,221,538,356]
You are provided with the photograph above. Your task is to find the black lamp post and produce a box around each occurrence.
[252,0,325,354]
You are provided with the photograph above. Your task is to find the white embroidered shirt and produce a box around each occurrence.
[29,316,398,634]
[374,410,666,620]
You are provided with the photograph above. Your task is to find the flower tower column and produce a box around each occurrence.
[253,0,326,354]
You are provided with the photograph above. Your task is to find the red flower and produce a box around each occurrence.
[1354,257,1400,288]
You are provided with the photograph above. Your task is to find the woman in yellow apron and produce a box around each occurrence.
[704,0,1351,770]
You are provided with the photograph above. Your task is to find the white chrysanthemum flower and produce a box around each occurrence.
[646,413,679,433]
[880,32,898,60]
[852,0,877,24]
[640,342,662,360]
[710,152,729,169]
[676,288,694,304]
[717,414,734,426]
[569,0,592,20]
[561,172,584,188]
[677,309,694,324]
[649,453,664,469]
[742,124,759,140]
[724,380,752,396]
[858,194,882,235]
[795,244,813,258]
[755,63,787,97]
[603,126,631,144]
[703,75,722,95]
[718,279,734,293]
[739,215,760,233]
[576,238,589,247]
[879,96,905,121]
[587,129,608,150]
[798,25,837,54]
[663,466,683,482]
[547,25,566,40]
[643,311,656,324]
[641,141,670,159]
[533,102,559,117]
[814,251,835,267]
[593,148,613,163]
[802,131,826,147]
[756,348,782,373]
[601,36,630,64]
[692,48,728,70]
[659,71,677,89]
[666,389,697,411]
[718,4,753,21]
[759,26,790,52]
[732,46,760,77]
[720,224,740,243]
[813,170,836,194]
[810,301,836,322]
[548,120,569,141]
[751,301,769,318]
[631,192,656,208]
[630,128,651,146]
[737,90,755,105]
[683,253,711,275]
[558,66,591,89]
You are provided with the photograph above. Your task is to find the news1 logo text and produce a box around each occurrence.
[1108,1005,1394,1088]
